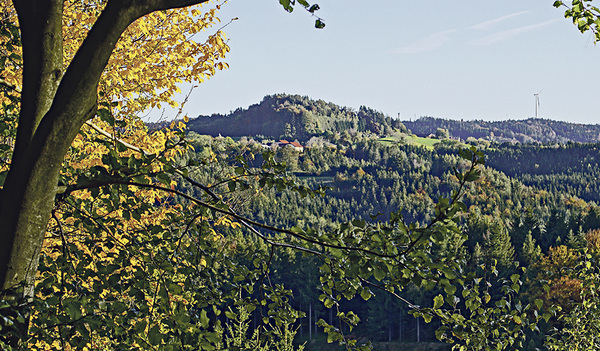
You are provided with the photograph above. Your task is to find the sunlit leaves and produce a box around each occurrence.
[545,250,600,350]
[0,2,20,184]
[554,0,600,42]
[0,1,238,347]
[2,0,231,118]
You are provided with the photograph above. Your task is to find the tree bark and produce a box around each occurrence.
[0,0,64,297]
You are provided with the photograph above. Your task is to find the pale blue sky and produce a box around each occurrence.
[146,1,600,124]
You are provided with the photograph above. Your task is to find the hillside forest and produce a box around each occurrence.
[177,93,600,349]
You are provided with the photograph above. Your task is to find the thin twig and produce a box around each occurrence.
[358,277,420,310]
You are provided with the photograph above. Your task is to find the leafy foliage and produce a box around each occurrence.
[545,251,600,350]
[554,0,600,42]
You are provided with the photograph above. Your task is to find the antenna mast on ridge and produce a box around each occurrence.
[534,93,540,118]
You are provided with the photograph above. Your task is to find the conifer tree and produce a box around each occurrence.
[522,231,542,266]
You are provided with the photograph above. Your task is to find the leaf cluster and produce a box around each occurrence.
[554,0,600,42]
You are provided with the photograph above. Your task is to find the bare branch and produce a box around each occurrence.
[359,277,420,310]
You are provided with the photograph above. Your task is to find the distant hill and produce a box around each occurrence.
[402,117,600,144]
[186,94,406,141]
[184,94,600,144]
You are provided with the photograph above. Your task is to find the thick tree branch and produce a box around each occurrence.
[132,0,211,12]
[36,0,211,146]
[11,0,63,148]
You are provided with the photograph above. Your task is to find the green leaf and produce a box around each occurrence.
[200,310,210,328]
[458,148,473,161]
[127,155,137,170]
[156,172,171,185]
[360,289,372,301]
[168,283,183,294]
[444,284,457,295]
[329,248,342,258]
[484,293,491,304]
[290,226,305,234]
[323,298,334,308]
[134,320,147,334]
[352,219,366,228]
[433,294,444,309]
[0,170,8,187]
[373,267,386,282]
[435,326,448,341]
[543,313,551,323]
[65,301,82,320]
[148,324,162,345]
[464,169,480,182]
[513,315,522,325]
[535,299,543,310]
[279,0,292,11]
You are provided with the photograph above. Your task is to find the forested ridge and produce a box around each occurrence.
[403,116,600,144]
[185,93,600,145]
[185,94,406,140]
[486,143,600,203]
[178,108,600,349]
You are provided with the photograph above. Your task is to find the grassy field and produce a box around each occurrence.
[412,136,439,149]
[377,135,440,150]
[377,136,399,145]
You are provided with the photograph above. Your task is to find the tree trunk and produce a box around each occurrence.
[0,0,64,297]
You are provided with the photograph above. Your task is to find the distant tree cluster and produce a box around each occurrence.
[403,116,600,144]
